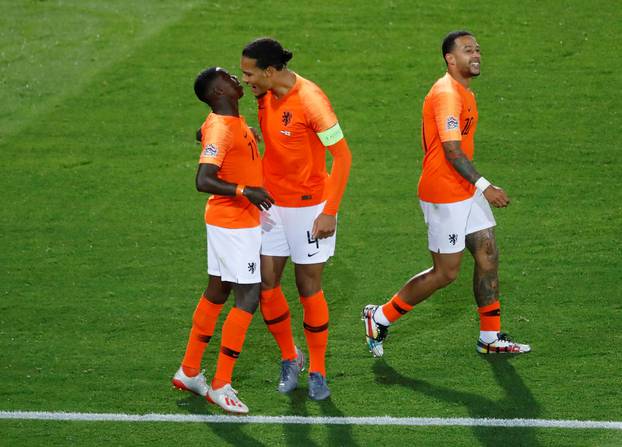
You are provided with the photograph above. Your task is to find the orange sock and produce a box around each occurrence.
[212,307,253,390]
[181,296,224,376]
[300,290,329,376]
[381,294,414,323]
[478,300,501,331]
[260,286,297,361]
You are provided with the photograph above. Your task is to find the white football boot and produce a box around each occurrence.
[208,384,249,414]
[171,367,209,397]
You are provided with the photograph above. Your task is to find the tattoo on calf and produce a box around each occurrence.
[474,270,499,307]
[466,229,500,306]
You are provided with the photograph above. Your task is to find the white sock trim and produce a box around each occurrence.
[374,306,390,326]
[479,331,499,344]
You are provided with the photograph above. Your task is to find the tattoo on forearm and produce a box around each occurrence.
[443,141,481,184]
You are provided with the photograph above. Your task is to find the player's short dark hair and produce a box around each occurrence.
[194,67,221,104]
[441,30,473,64]
[242,37,293,70]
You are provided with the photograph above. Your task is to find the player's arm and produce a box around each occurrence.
[442,141,509,208]
[323,134,352,215]
[312,124,352,239]
[195,163,274,211]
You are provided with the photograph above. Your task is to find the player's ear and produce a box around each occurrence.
[445,53,455,66]
[211,85,225,97]
[264,66,274,78]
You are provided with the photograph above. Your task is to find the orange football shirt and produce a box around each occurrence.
[258,73,339,208]
[199,113,262,228]
[418,73,479,203]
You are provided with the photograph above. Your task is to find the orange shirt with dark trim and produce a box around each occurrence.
[418,73,479,203]
[198,113,262,228]
[257,73,338,208]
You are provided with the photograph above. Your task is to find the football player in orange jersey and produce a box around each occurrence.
[240,38,352,400]
[171,67,274,414]
[362,31,530,357]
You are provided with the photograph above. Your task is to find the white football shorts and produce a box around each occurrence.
[419,189,496,254]
[261,202,336,264]
[206,224,261,284]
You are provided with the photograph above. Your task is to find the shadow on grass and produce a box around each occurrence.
[373,356,542,447]
[283,379,360,447]
[175,394,267,447]
[174,379,359,446]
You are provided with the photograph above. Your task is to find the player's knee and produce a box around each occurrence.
[437,268,459,287]
[234,285,260,313]
[236,299,258,314]
[261,278,279,291]
[203,288,228,304]
[295,273,322,297]
[477,240,499,271]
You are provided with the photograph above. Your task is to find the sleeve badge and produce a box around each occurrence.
[201,144,218,157]
[446,116,459,131]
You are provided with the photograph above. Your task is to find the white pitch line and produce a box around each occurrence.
[1,411,621,430]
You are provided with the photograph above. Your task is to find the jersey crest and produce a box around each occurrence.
[281,111,293,126]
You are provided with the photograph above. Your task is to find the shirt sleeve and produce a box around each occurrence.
[433,89,463,142]
[199,119,233,166]
[301,85,339,135]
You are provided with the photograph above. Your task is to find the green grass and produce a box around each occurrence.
[1,0,621,445]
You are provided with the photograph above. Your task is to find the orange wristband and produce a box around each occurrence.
[235,184,246,197]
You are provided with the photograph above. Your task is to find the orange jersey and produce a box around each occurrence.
[418,73,479,203]
[258,73,339,208]
[199,113,262,228]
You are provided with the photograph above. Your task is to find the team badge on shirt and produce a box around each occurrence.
[202,144,218,157]
[446,116,459,130]
[281,111,293,126]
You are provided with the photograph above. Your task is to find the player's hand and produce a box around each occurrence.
[483,185,510,208]
[243,186,274,211]
[312,213,336,239]
[249,127,262,143]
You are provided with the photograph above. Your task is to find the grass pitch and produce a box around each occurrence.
[1,0,621,445]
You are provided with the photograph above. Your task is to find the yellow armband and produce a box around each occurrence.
[317,123,344,147]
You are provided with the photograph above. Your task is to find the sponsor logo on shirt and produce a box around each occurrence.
[201,144,218,157]
[280,130,291,136]
[446,116,459,131]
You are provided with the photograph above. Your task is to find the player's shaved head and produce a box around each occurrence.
[242,37,293,70]
[442,30,474,64]
[194,67,222,104]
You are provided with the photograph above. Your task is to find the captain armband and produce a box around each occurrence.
[317,123,344,147]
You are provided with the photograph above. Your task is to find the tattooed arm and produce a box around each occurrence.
[442,140,510,208]
[442,140,481,183]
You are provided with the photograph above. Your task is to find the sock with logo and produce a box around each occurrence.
[478,300,501,343]
[300,290,329,376]
[260,286,297,361]
[211,307,253,390]
[181,296,224,377]
[379,294,414,325]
